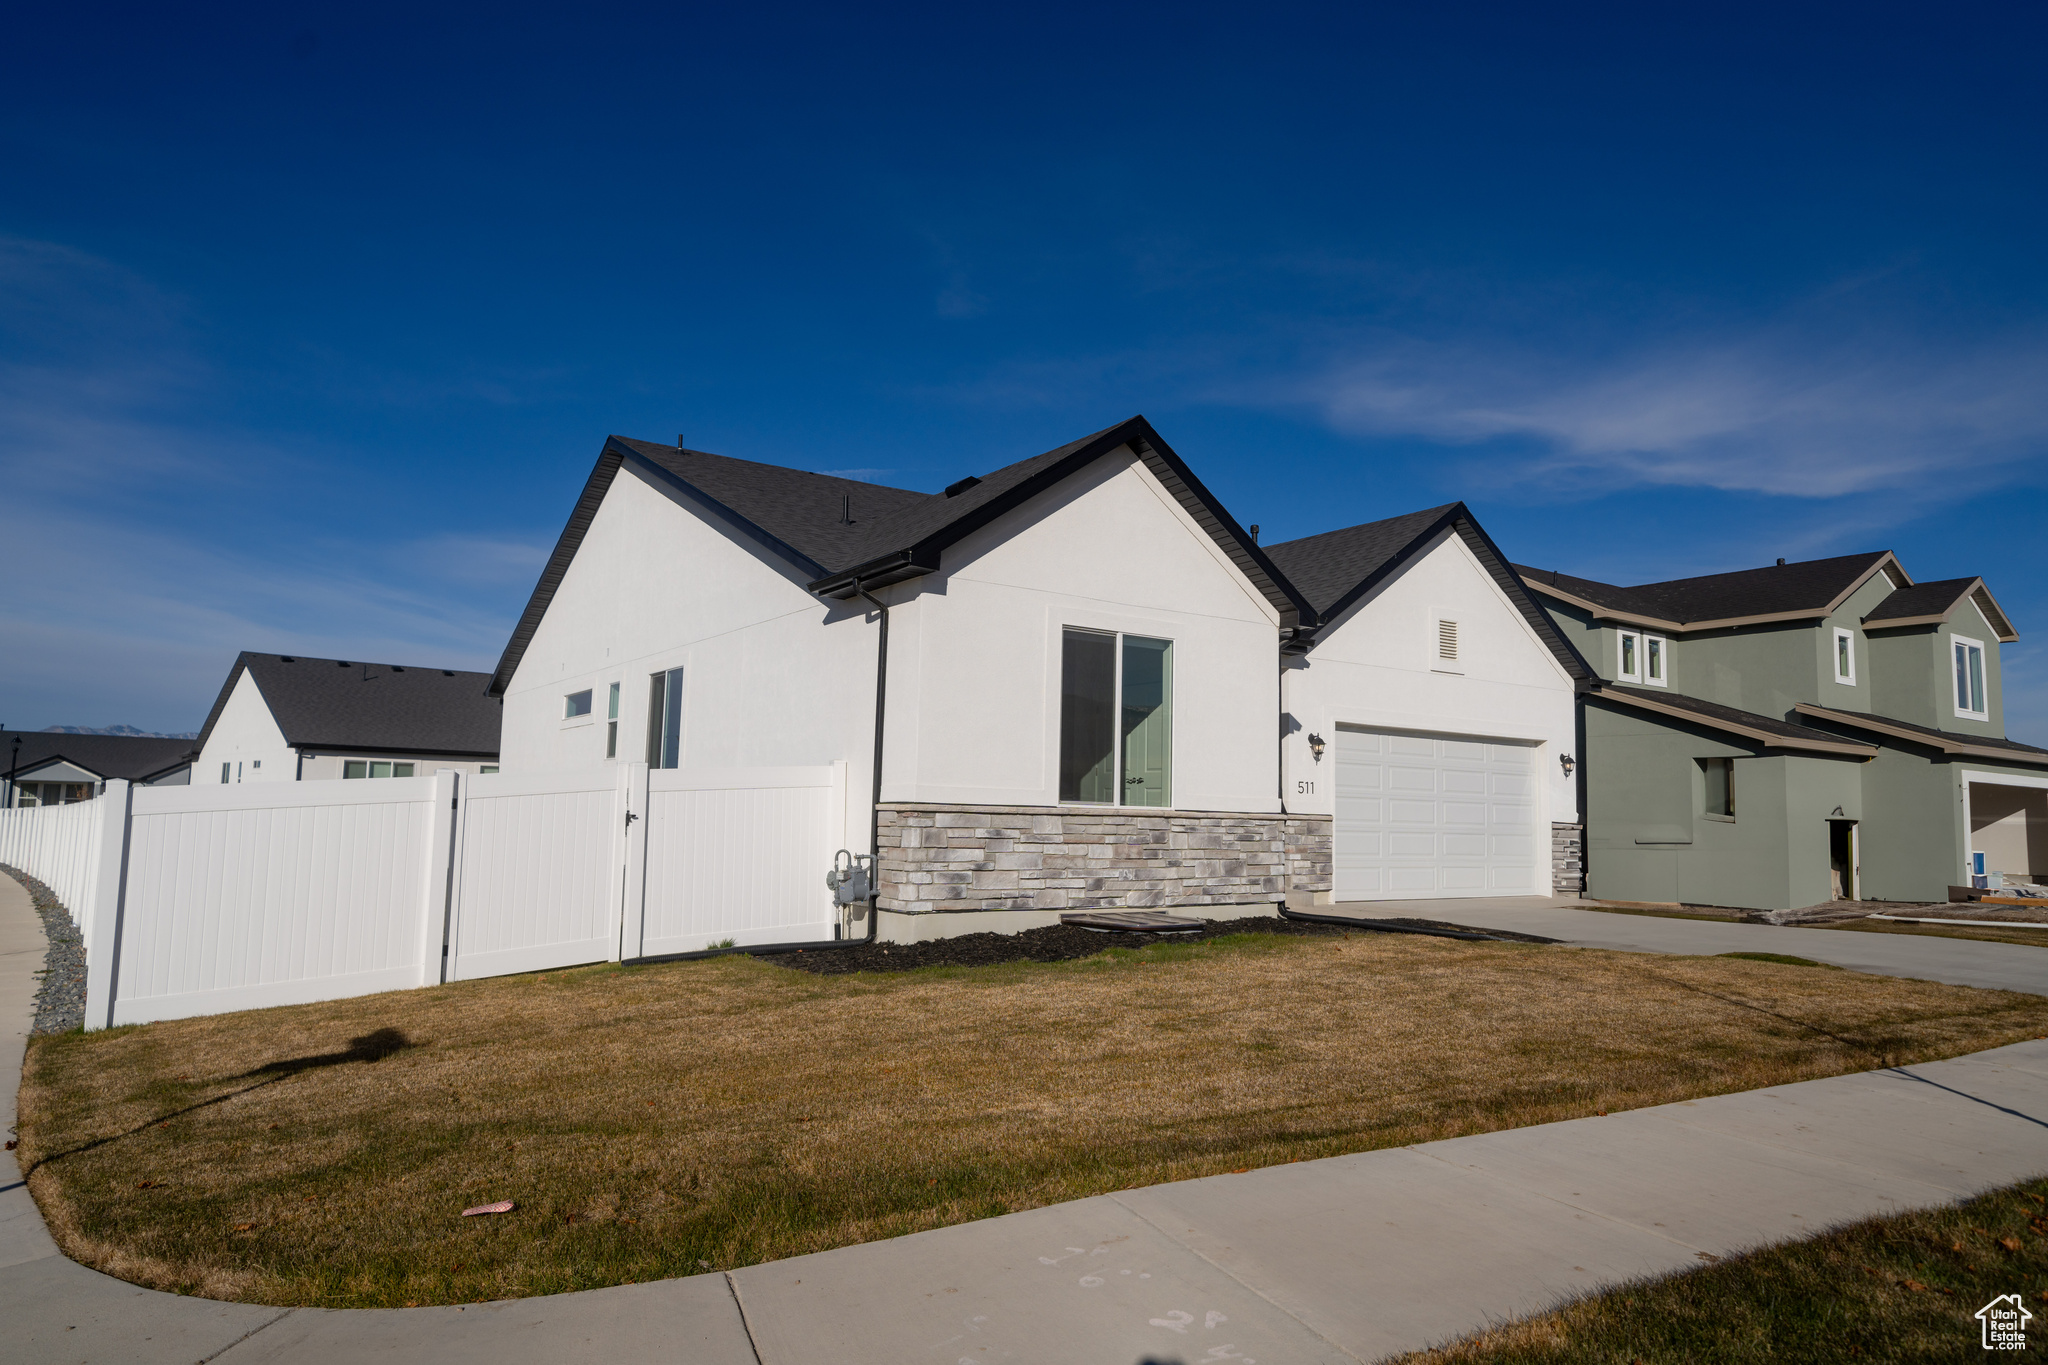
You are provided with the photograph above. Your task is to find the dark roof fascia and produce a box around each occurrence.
[1791,703,2048,766]
[489,443,629,697]
[807,417,1313,629]
[1295,506,1594,682]
[9,753,111,781]
[1862,578,2019,643]
[1522,552,1910,635]
[1591,686,1879,757]
[193,651,257,756]
[291,742,502,760]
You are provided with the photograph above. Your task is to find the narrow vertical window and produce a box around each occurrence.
[1834,629,1855,684]
[1953,637,1987,717]
[647,667,685,768]
[1618,631,1640,682]
[606,681,621,758]
[1120,636,1173,808]
[1060,629,1117,802]
[221,762,231,784]
[1644,636,1665,685]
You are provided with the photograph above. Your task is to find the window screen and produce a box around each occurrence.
[647,667,684,768]
[1060,629,1117,802]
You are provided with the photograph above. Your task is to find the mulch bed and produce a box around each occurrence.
[2,862,86,1036]
[763,913,1554,974]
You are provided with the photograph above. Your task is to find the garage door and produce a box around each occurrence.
[1334,728,1539,900]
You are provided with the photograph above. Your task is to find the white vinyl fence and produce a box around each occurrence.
[0,761,848,1029]
[0,796,106,935]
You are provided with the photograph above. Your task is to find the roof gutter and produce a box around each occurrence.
[1591,686,1878,757]
[1792,703,2048,766]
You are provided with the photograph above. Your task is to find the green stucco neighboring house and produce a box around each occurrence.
[1515,552,2046,910]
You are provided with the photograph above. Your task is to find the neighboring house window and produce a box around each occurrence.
[479,765,500,774]
[1437,619,1459,663]
[15,783,91,807]
[1058,627,1173,807]
[1953,635,1988,719]
[1643,635,1667,687]
[220,762,230,784]
[564,689,593,719]
[343,761,417,778]
[1617,631,1641,683]
[1833,628,1856,685]
[1700,758,1735,819]
[646,667,684,769]
[606,681,620,759]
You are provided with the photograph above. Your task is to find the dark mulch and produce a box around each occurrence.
[2,862,86,1036]
[762,913,1554,975]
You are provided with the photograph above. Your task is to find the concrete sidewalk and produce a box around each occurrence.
[6,874,2047,1363]
[1329,894,2048,997]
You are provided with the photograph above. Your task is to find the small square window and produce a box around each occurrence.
[343,761,367,779]
[392,762,415,778]
[564,689,594,719]
[369,761,393,779]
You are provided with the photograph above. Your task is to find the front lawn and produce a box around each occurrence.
[1394,1176,2048,1364]
[17,926,2048,1308]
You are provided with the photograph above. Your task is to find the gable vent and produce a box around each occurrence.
[1438,619,1459,662]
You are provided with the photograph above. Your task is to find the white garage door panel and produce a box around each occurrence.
[1334,727,1541,901]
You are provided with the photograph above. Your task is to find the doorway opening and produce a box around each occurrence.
[1828,819,1858,901]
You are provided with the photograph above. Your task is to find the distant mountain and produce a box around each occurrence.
[40,725,200,740]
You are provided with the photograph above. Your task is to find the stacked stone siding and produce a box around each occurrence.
[1551,822,1584,896]
[876,804,1333,914]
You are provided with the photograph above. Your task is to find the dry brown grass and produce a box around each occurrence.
[17,929,2048,1308]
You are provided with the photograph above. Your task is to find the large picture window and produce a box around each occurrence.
[1059,628,1173,807]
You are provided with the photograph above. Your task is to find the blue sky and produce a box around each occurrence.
[4,2,2046,734]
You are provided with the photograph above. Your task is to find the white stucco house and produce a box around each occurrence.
[1265,505,1593,902]
[492,415,1591,939]
[194,652,501,784]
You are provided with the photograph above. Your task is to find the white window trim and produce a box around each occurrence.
[562,686,597,728]
[1056,624,1176,810]
[1952,633,1988,720]
[1641,633,1669,688]
[1616,630,1641,683]
[1832,628,1857,685]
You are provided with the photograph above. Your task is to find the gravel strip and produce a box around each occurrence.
[2,863,87,1036]
[763,912,1552,975]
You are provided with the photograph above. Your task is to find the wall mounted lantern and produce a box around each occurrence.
[1559,753,1576,777]
[1307,733,1326,762]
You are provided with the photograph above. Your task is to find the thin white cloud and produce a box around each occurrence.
[1303,326,2048,499]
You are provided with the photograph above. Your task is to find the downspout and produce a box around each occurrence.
[853,579,889,944]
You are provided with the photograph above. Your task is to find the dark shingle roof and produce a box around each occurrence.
[1792,704,2048,766]
[0,731,196,782]
[195,653,502,758]
[492,417,1313,694]
[1518,552,1901,630]
[1592,686,1878,756]
[1860,576,2016,640]
[1265,504,1595,681]
[1264,506,1458,615]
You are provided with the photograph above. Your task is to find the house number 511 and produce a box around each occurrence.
[1297,780,1314,795]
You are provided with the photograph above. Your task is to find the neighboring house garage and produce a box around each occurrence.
[1333,728,1540,900]
[1265,503,1593,905]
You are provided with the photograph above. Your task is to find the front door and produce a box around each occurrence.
[1828,820,1857,901]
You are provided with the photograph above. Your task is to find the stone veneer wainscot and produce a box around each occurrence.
[875,804,1334,914]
